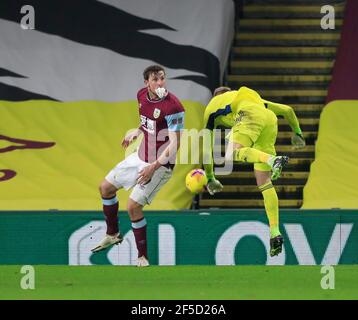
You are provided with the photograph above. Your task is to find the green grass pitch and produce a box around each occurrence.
[0,265,357,300]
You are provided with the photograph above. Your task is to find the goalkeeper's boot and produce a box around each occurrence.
[137,256,150,267]
[91,232,123,253]
[270,235,284,257]
[269,156,289,181]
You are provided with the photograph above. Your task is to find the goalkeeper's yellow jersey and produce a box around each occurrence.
[203,86,301,133]
[203,86,302,179]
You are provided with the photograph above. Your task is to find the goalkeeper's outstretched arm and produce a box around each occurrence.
[203,128,215,181]
[262,99,301,134]
[262,99,306,149]
[202,108,224,195]
[202,129,223,195]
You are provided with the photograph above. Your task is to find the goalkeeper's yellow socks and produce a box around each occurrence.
[259,182,281,238]
[234,147,272,164]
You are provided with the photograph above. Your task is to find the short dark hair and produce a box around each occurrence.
[143,65,166,80]
[213,86,232,96]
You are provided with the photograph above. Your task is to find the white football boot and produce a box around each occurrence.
[137,256,150,267]
[91,233,123,253]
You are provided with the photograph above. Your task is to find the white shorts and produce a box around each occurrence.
[105,152,172,206]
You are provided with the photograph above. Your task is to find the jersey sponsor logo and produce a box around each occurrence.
[153,108,161,119]
[140,115,156,134]
[146,119,155,133]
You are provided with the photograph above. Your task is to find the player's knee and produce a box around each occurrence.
[127,199,143,215]
[99,182,106,196]
[99,180,115,198]
[255,171,271,186]
[127,198,143,221]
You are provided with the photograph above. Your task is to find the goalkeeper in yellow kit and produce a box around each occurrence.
[203,86,305,257]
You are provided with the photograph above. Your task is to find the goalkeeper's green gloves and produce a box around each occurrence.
[206,178,223,195]
[291,132,306,149]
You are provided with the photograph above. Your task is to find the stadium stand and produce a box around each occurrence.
[199,0,347,209]
[302,100,358,209]
[326,0,358,102]
[0,0,235,211]
[303,0,358,208]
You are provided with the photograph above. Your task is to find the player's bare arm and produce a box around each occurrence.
[121,128,143,149]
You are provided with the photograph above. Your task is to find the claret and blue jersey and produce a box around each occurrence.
[136,87,185,164]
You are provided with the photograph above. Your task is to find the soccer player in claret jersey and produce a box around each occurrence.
[91,65,185,267]
[203,86,305,257]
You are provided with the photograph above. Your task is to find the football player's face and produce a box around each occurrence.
[145,71,166,96]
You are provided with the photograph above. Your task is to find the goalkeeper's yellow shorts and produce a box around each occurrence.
[227,107,278,171]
